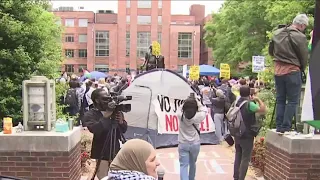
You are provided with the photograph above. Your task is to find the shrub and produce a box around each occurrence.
[257,89,276,136]
[251,137,266,172]
[81,134,92,169]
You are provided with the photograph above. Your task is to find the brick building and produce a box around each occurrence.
[53,0,214,74]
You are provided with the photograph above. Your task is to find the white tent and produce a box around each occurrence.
[121,69,218,148]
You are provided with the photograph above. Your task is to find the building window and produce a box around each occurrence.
[65,19,74,27]
[177,65,183,73]
[126,15,130,24]
[79,49,87,58]
[65,34,74,42]
[137,16,151,25]
[178,32,192,58]
[158,32,162,45]
[158,0,162,8]
[95,64,109,73]
[137,32,151,57]
[78,64,87,72]
[79,19,88,27]
[138,0,152,8]
[126,32,130,57]
[158,16,162,25]
[126,0,130,8]
[79,34,87,43]
[126,64,130,73]
[95,31,109,57]
[65,65,74,73]
[65,49,74,58]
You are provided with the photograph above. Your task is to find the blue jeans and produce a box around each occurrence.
[275,71,302,131]
[178,142,200,180]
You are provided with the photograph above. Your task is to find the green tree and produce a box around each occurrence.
[0,0,62,123]
[205,0,314,72]
[204,0,315,132]
[204,0,270,70]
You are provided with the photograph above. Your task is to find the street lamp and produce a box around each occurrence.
[192,31,196,65]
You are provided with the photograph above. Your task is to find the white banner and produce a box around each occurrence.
[153,94,215,134]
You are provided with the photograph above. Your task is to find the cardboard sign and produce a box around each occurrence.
[189,66,200,80]
[252,56,265,73]
[220,63,230,79]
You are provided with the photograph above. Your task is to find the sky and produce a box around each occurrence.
[51,1,224,15]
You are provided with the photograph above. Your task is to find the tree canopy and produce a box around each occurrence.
[204,0,315,74]
[0,0,62,122]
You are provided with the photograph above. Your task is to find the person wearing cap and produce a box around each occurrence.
[269,14,309,134]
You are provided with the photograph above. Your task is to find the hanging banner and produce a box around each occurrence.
[189,66,200,80]
[252,56,265,73]
[153,94,215,134]
[219,63,230,79]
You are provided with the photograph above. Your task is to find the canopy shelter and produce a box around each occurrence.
[187,64,220,76]
[79,71,108,81]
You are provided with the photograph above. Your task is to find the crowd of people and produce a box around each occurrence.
[53,13,310,180]
[57,72,132,125]
[181,75,267,180]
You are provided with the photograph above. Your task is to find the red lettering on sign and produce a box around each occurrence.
[200,113,210,132]
[165,114,179,132]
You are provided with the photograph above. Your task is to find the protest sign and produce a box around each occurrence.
[219,63,230,79]
[189,66,200,80]
[154,94,215,134]
[252,56,265,73]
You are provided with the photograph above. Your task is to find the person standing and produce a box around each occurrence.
[177,94,207,180]
[233,86,266,180]
[269,14,309,133]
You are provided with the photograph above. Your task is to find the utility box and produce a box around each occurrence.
[22,76,56,131]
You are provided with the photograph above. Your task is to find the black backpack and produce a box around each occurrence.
[65,88,78,108]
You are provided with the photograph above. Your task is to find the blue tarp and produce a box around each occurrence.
[187,64,220,76]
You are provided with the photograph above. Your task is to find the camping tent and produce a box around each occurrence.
[121,69,219,148]
[187,64,220,76]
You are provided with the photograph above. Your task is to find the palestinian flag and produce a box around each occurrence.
[301,0,320,129]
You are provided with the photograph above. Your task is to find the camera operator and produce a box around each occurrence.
[177,93,207,180]
[82,88,128,180]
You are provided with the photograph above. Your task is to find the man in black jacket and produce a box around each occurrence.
[83,88,127,179]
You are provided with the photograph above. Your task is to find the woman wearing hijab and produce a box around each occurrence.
[108,139,160,180]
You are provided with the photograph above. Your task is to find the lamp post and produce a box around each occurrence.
[192,31,196,65]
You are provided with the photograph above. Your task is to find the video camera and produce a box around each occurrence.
[108,92,132,113]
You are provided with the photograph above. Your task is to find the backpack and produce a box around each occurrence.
[65,88,78,108]
[226,99,248,137]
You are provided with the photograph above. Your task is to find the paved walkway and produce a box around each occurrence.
[81,144,257,180]
[158,145,235,180]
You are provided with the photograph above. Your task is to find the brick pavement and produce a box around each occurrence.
[157,145,235,180]
[81,144,257,180]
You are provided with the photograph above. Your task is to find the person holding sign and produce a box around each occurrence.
[177,93,207,180]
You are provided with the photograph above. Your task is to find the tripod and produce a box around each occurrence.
[91,112,126,180]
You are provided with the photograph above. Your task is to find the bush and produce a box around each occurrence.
[251,137,266,172]
[258,89,276,137]
[81,134,92,169]
[55,83,68,120]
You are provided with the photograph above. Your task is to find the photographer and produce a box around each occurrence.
[82,88,128,180]
[177,93,207,180]
[268,14,309,134]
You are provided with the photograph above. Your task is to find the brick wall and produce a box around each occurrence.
[0,143,81,180]
[265,142,320,180]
